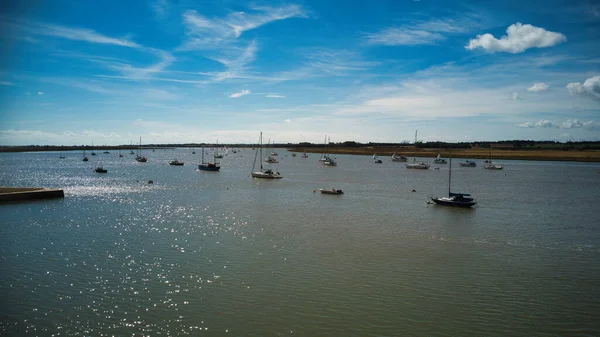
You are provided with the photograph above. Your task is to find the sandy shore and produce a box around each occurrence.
[288,147,600,162]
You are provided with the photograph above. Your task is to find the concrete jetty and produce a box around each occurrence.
[0,187,65,203]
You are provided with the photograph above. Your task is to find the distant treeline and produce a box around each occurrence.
[2,140,600,152]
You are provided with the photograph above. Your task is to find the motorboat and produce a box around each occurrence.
[169,159,184,166]
[319,188,344,195]
[459,160,477,167]
[265,156,279,163]
[94,165,107,173]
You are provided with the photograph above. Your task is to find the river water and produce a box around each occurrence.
[1,149,599,336]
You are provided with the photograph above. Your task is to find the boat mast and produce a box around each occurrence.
[202,147,205,164]
[414,130,418,144]
[448,157,452,196]
[252,132,261,172]
[259,133,263,170]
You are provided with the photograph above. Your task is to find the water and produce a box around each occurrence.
[1,149,599,336]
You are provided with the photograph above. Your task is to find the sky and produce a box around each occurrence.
[0,0,599,145]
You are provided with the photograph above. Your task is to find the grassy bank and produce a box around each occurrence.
[288,146,600,162]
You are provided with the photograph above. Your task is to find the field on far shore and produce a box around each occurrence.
[288,146,600,162]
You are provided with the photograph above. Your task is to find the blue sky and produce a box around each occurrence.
[0,0,599,145]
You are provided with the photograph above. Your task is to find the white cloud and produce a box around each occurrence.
[107,50,175,80]
[567,76,600,101]
[142,88,178,100]
[284,119,292,123]
[230,89,250,98]
[0,81,14,86]
[151,0,169,20]
[517,119,595,130]
[466,23,566,53]
[528,82,549,92]
[181,5,307,48]
[37,91,44,95]
[366,28,445,46]
[366,17,479,46]
[561,119,594,129]
[266,94,285,98]
[535,119,556,128]
[511,92,521,100]
[17,21,140,48]
[517,122,534,128]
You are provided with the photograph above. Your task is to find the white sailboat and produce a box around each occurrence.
[251,132,282,179]
[391,150,408,162]
[433,153,447,164]
[135,137,147,162]
[405,158,430,169]
[214,139,223,159]
[484,150,503,170]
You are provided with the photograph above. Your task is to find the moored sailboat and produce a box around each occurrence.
[431,158,476,208]
[199,147,220,171]
[135,137,148,162]
[251,132,282,179]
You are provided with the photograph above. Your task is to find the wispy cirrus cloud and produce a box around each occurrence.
[366,17,481,46]
[229,89,250,98]
[180,5,307,49]
[466,23,566,53]
[0,81,14,86]
[266,94,285,98]
[306,49,380,75]
[2,18,141,48]
[150,0,170,20]
[107,50,176,80]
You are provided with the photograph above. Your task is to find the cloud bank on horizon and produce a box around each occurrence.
[0,0,599,145]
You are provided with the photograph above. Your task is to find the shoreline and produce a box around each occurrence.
[287,147,600,162]
[1,145,600,162]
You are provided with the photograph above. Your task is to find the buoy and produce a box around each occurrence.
[411,189,416,192]
[148,180,153,184]
[313,189,316,193]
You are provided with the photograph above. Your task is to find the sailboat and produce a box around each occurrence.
[214,139,223,159]
[391,149,407,162]
[264,139,278,163]
[433,153,447,164]
[251,132,282,179]
[320,136,336,166]
[94,162,108,173]
[431,158,476,208]
[484,150,503,170]
[199,147,220,171]
[82,148,88,162]
[373,153,382,164]
[135,137,148,162]
[405,158,429,169]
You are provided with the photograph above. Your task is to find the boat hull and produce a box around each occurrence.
[251,171,282,179]
[431,197,476,208]
[199,164,220,171]
[319,189,343,195]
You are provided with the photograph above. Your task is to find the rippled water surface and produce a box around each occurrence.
[1,149,600,336]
